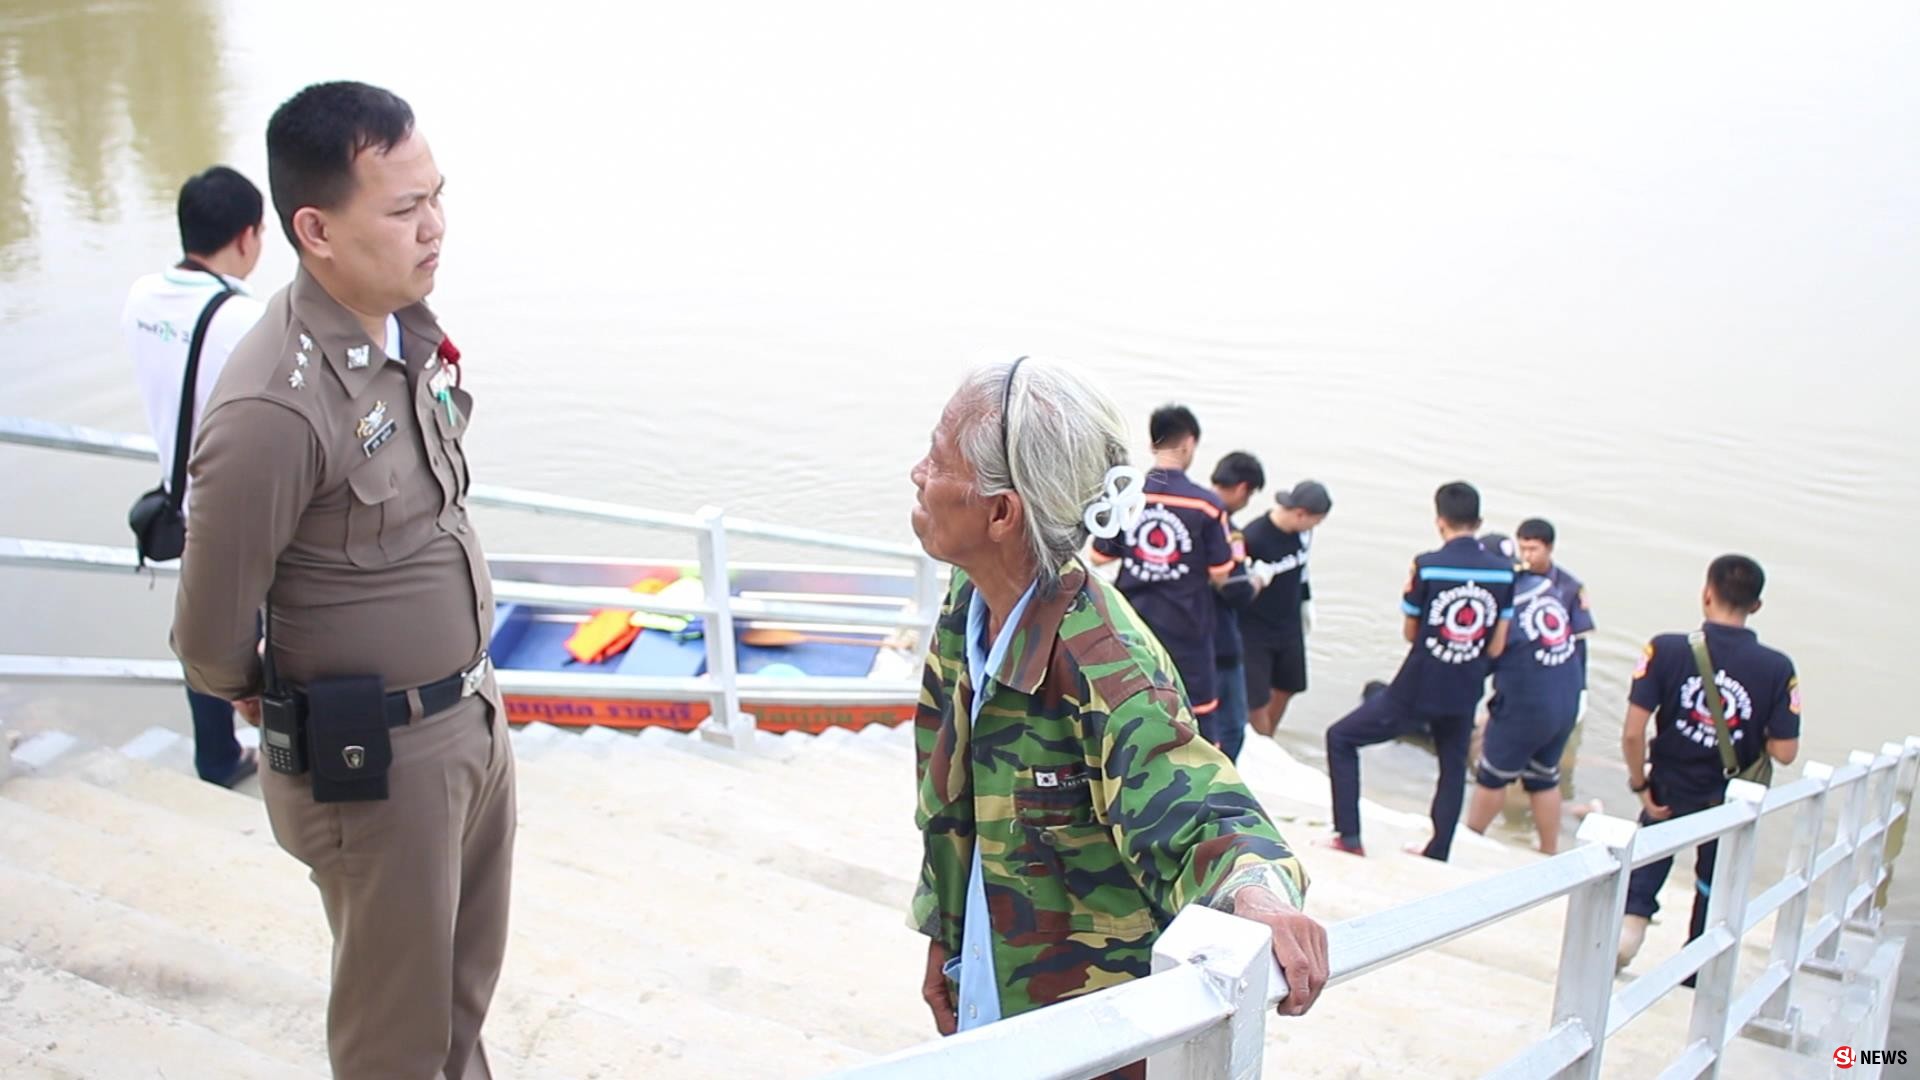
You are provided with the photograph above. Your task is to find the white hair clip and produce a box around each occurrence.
[1084,465,1147,539]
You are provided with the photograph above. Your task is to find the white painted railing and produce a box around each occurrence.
[0,416,944,747]
[838,739,1920,1079]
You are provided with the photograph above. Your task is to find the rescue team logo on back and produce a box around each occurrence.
[1518,591,1577,667]
[1123,506,1194,583]
[1675,671,1755,748]
[1424,583,1497,664]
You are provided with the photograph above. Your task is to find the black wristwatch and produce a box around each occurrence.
[1629,778,1649,794]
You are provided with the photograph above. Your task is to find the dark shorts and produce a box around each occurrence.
[1241,623,1306,705]
[1476,687,1580,793]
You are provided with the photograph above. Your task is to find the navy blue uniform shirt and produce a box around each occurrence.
[1092,467,1234,709]
[1494,563,1594,701]
[1630,622,1801,808]
[1388,536,1516,717]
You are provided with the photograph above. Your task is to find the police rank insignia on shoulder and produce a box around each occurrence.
[299,333,314,351]
[346,344,371,369]
[357,400,397,457]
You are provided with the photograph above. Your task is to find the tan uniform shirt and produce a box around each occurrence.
[172,266,495,702]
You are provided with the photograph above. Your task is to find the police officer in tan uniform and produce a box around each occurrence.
[172,81,514,1080]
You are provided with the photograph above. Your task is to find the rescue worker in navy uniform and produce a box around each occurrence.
[1323,482,1513,861]
[1090,405,1237,722]
[1616,554,1800,971]
[171,82,514,1079]
[1465,519,1594,854]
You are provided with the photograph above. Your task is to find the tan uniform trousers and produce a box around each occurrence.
[261,692,516,1080]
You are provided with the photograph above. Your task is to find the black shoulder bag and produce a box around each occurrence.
[128,268,236,569]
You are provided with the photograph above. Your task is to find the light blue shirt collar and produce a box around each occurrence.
[953,576,1040,1032]
[965,580,1039,714]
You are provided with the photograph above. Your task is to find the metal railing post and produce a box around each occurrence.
[1880,739,1920,913]
[1747,761,1831,1043]
[1810,761,1868,971]
[1846,751,1898,937]
[1842,751,1884,935]
[1145,906,1275,1080]
[1686,778,1767,1079]
[694,506,755,749]
[1550,812,1638,1080]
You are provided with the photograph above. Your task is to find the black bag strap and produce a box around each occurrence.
[169,261,237,504]
[1688,630,1741,778]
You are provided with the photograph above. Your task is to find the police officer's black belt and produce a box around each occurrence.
[288,656,489,728]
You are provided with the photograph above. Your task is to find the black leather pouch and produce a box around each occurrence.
[305,675,392,803]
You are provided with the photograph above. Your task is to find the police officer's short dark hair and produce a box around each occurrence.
[177,166,263,257]
[1210,451,1265,492]
[1708,554,1766,611]
[1149,405,1201,448]
[1435,481,1481,528]
[267,81,416,252]
[1516,518,1556,546]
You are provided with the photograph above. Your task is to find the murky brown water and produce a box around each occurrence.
[3,0,1918,1036]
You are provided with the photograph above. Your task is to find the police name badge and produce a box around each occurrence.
[346,344,372,370]
[357,400,396,457]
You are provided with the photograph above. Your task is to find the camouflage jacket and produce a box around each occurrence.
[910,560,1309,1018]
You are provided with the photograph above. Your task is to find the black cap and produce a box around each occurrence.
[1479,532,1517,564]
[1275,479,1332,515]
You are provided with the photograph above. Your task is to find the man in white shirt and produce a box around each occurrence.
[122,164,268,787]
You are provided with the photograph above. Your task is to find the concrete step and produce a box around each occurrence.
[61,726,1709,1013]
[521,745,919,891]
[507,768,929,1039]
[0,860,331,1072]
[0,773,895,1062]
[0,944,321,1080]
[64,748,918,1053]
[0,1032,87,1080]
[6,730,88,777]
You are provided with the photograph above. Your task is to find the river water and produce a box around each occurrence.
[3,0,1917,1042]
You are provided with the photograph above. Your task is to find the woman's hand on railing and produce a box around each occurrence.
[1232,886,1330,1017]
[921,939,959,1036]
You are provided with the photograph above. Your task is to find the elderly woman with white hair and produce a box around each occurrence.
[906,355,1328,1053]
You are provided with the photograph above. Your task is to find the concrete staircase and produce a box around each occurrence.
[0,720,1895,1078]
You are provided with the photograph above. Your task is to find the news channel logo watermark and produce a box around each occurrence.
[1834,1044,1906,1069]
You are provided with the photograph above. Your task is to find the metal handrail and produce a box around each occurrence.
[842,739,1920,1079]
[0,538,931,630]
[1,415,948,747]
[0,415,928,560]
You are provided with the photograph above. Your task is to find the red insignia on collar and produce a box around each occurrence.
[437,335,462,387]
